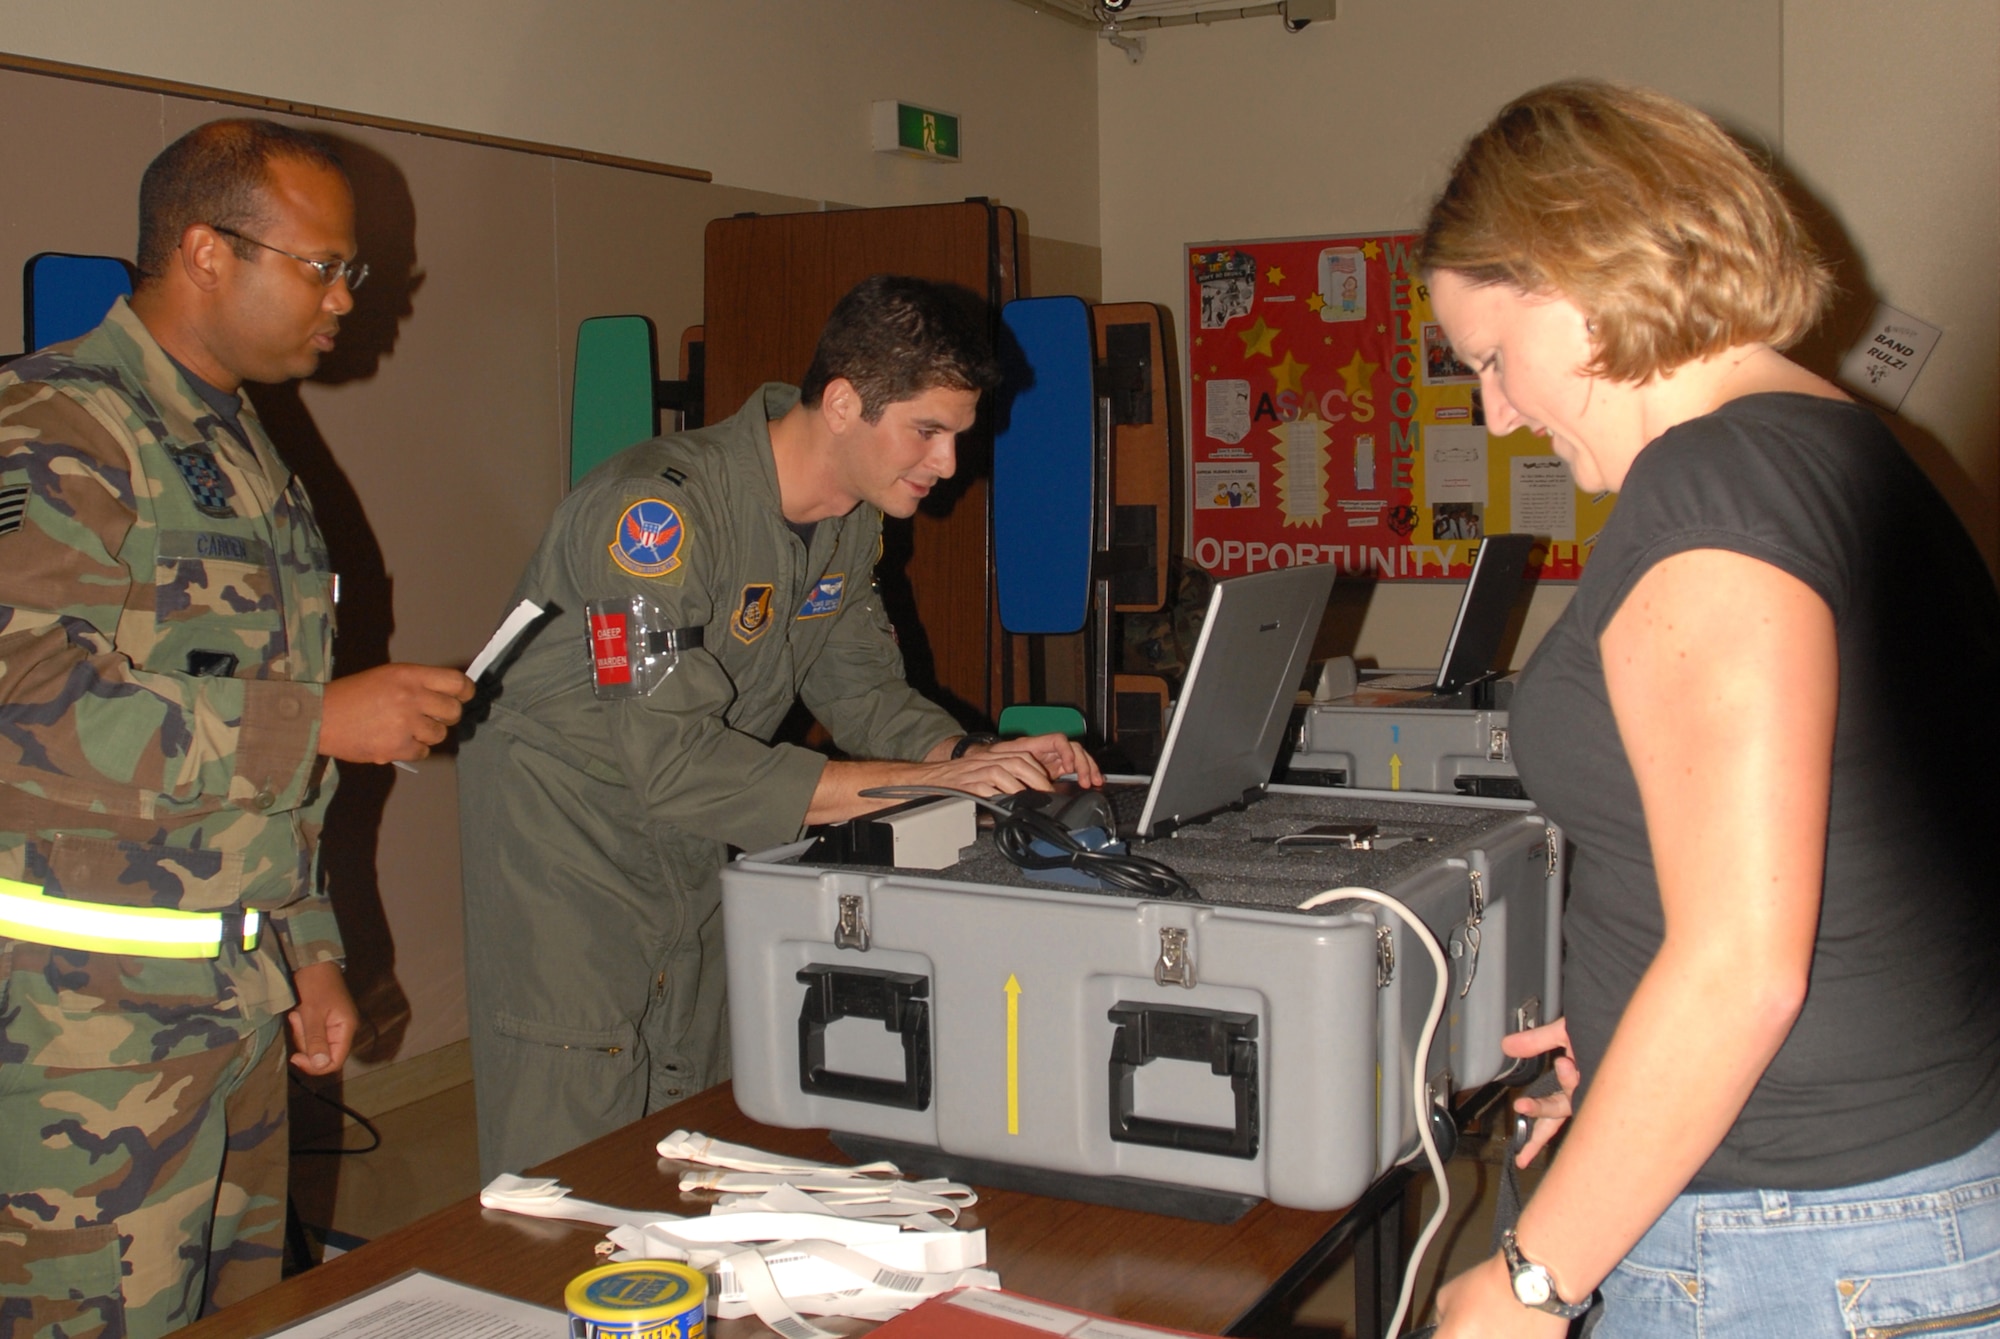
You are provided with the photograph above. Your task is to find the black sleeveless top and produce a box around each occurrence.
[1513,393,2000,1190]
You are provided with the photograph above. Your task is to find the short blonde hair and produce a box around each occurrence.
[1418,80,1830,383]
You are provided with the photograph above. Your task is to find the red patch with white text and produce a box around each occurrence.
[590,611,633,686]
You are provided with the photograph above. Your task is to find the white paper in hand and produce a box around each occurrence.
[468,599,545,681]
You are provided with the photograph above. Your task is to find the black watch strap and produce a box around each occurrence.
[950,732,999,759]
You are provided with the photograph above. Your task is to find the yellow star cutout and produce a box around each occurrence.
[1338,349,1378,398]
[1306,292,1326,314]
[1266,265,1286,286]
[1238,317,1279,360]
[1270,351,1309,395]
[1361,241,1381,260]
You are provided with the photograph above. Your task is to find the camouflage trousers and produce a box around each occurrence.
[0,942,289,1339]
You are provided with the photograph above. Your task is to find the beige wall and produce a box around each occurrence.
[1097,0,1787,667]
[1782,0,2000,571]
[0,0,1101,246]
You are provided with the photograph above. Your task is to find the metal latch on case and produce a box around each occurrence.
[1154,926,1195,988]
[834,892,869,951]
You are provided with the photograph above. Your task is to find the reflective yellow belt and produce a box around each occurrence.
[0,875,261,958]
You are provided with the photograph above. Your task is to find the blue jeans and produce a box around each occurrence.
[1596,1126,2000,1338]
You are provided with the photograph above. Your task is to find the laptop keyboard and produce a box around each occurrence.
[1361,672,1442,691]
[1105,783,1150,830]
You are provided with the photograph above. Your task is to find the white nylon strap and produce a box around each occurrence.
[510,1184,986,1275]
[658,1129,901,1177]
[715,1245,842,1339]
[681,1169,975,1202]
[477,1173,671,1230]
[704,1240,998,1323]
[602,1223,993,1308]
[705,1176,974,1224]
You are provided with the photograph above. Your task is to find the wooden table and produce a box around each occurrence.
[177,1082,1402,1338]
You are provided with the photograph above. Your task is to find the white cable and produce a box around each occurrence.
[1296,886,1452,1339]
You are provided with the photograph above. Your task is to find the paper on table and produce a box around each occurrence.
[866,1286,1225,1338]
[467,599,545,681]
[256,1269,563,1337]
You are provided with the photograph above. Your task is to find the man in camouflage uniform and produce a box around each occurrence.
[0,121,473,1337]
[459,276,1100,1179]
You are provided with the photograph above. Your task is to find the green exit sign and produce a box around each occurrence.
[872,101,961,163]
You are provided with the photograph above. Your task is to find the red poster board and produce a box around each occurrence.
[1186,233,1610,581]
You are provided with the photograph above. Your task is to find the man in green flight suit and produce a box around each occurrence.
[460,275,1100,1179]
[0,121,474,1336]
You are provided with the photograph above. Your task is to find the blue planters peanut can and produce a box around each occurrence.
[565,1261,707,1339]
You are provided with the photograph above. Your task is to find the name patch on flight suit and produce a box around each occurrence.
[796,574,845,619]
[731,583,775,644]
[166,444,238,519]
[610,498,687,579]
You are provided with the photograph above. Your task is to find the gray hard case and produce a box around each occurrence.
[1289,699,1520,796]
[723,788,1561,1211]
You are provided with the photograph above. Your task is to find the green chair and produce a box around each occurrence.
[570,315,660,487]
[997,704,1087,739]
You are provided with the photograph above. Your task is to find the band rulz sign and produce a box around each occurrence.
[872,101,960,162]
[1185,232,1612,582]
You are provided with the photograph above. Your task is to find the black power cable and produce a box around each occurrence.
[288,1070,383,1156]
[858,786,1199,901]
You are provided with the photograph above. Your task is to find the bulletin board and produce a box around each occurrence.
[1185,231,1613,581]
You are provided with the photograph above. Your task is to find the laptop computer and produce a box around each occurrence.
[1087,564,1335,841]
[1361,533,1534,694]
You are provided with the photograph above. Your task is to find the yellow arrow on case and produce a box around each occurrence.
[1005,974,1022,1135]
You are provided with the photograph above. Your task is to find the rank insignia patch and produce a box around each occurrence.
[0,483,28,537]
[610,498,687,578]
[731,583,776,644]
[166,445,237,518]
[796,573,845,619]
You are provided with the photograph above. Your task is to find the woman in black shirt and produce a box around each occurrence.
[1421,81,2000,1339]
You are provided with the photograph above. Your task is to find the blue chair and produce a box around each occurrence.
[994,296,1095,634]
[25,253,134,351]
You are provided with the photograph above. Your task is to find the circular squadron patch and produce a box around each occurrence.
[609,498,687,579]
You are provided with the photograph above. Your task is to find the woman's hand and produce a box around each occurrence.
[1504,1017,1580,1167]
[1434,1253,1571,1339]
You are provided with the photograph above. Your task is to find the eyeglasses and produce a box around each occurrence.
[211,226,369,291]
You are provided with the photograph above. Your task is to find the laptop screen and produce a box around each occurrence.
[1135,564,1336,838]
[1431,533,1534,692]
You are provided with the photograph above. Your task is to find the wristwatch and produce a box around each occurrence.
[950,732,999,759]
[1500,1230,1592,1319]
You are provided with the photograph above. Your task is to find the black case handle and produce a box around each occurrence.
[796,964,932,1110]
[1107,1001,1259,1159]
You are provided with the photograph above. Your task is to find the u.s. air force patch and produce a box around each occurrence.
[731,583,776,644]
[610,498,687,578]
[797,573,845,619]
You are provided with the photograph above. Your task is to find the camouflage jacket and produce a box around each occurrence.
[0,297,342,991]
